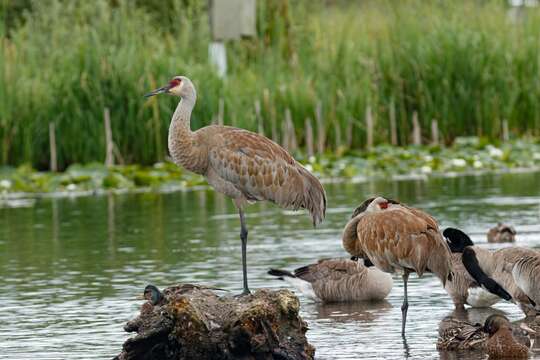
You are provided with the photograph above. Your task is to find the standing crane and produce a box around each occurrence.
[342,197,453,336]
[145,76,326,295]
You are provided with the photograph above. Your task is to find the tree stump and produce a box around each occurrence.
[114,284,315,360]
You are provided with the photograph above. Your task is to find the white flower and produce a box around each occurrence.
[473,160,483,168]
[420,166,432,174]
[533,152,540,160]
[304,164,313,172]
[66,183,77,191]
[0,179,12,189]
[451,158,467,167]
[308,156,316,163]
[423,155,433,162]
[487,146,504,158]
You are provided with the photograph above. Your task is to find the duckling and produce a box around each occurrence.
[437,313,533,357]
[484,314,529,358]
[487,223,517,243]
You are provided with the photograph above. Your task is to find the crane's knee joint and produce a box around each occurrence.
[401,303,409,312]
[240,228,248,240]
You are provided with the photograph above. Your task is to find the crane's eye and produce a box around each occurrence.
[169,78,181,87]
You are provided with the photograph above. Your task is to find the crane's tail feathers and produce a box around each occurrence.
[299,167,326,226]
[462,247,512,301]
[268,268,295,279]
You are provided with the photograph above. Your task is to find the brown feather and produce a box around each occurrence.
[343,199,452,284]
[286,258,393,302]
[206,127,326,225]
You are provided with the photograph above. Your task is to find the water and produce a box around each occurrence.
[1,171,540,359]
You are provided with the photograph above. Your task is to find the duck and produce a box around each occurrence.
[484,314,531,358]
[437,313,533,357]
[268,257,393,302]
[143,284,165,306]
[487,223,517,243]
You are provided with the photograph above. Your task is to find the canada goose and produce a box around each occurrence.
[444,227,538,317]
[343,196,452,336]
[487,223,517,243]
[268,257,393,302]
[512,254,540,314]
[443,229,501,309]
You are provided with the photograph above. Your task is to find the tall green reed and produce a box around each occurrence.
[1,0,540,169]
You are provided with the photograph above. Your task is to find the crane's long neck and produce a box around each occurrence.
[168,95,206,174]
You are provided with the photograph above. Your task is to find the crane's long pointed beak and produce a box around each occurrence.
[144,85,170,98]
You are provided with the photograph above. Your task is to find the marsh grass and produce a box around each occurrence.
[1,0,540,168]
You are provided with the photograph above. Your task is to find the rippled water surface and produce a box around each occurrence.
[1,171,540,359]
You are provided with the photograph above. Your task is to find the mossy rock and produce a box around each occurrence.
[115,285,314,360]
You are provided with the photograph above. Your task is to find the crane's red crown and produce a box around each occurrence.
[169,78,182,88]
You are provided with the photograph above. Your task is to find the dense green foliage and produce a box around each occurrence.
[1,0,540,169]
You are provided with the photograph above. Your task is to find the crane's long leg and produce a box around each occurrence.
[239,208,251,295]
[401,271,410,337]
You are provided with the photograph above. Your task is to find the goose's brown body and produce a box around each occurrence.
[513,254,540,312]
[475,246,538,316]
[269,258,393,302]
[444,252,500,309]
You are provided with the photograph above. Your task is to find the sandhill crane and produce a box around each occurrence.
[487,223,517,243]
[443,231,501,309]
[145,76,326,295]
[444,228,538,317]
[342,196,453,336]
[267,257,393,302]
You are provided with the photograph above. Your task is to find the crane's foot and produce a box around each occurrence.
[234,289,252,298]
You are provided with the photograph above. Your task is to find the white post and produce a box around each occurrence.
[209,42,227,78]
[431,119,439,146]
[366,105,373,150]
[104,107,114,167]
[412,111,421,145]
[49,122,57,172]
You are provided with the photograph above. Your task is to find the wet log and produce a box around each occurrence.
[114,284,314,360]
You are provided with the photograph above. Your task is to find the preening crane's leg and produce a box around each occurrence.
[401,271,410,337]
[239,208,251,295]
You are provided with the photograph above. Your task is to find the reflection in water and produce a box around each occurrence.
[0,171,540,359]
[310,300,392,323]
[440,306,510,325]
